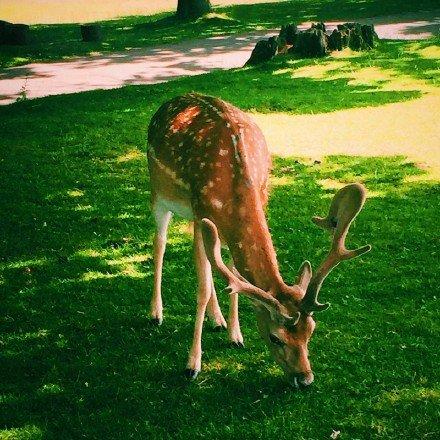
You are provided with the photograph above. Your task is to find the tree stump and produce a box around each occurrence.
[328,29,343,51]
[81,25,101,42]
[361,24,378,48]
[291,28,327,58]
[0,21,29,45]
[278,23,298,53]
[348,28,364,51]
[0,20,10,44]
[279,23,298,45]
[339,22,361,32]
[246,20,379,64]
[312,22,326,33]
[245,36,278,66]
[177,0,212,20]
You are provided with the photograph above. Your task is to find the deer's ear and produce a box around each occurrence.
[296,260,312,291]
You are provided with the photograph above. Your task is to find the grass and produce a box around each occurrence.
[0,0,439,68]
[1,39,439,439]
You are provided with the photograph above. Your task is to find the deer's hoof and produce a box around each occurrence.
[149,317,162,326]
[184,368,200,380]
[230,341,244,349]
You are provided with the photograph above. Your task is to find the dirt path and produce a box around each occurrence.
[0,11,438,104]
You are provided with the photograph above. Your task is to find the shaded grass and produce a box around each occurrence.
[0,0,439,68]
[1,40,439,440]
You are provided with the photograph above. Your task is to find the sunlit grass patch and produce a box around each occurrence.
[116,148,143,163]
[3,329,49,344]
[37,383,64,395]
[0,425,44,440]
[1,257,51,270]
[106,253,151,266]
[270,175,296,187]
[281,46,438,94]
[317,178,346,190]
[288,60,350,79]
[74,204,94,211]
[81,270,120,281]
[377,387,440,408]
[196,12,239,24]
[405,42,440,60]
[67,189,85,198]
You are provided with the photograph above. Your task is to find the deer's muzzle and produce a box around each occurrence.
[288,371,314,388]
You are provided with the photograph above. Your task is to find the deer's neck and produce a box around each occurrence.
[225,200,283,292]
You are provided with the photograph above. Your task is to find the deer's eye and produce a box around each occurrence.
[269,334,284,347]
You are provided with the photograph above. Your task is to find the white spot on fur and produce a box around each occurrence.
[219,149,228,156]
[231,134,238,147]
[211,199,223,209]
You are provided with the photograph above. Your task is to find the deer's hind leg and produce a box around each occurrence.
[186,221,212,379]
[150,202,172,325]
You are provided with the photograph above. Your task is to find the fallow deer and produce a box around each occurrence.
[147,93,370,387]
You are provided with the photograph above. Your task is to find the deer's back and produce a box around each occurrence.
[147,93,270,225]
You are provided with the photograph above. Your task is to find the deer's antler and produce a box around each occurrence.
[201,218,300,324]
[300,183,371,312]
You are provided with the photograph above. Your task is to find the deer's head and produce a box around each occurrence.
[202,183,371,388]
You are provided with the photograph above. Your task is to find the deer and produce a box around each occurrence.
[147,93,371,387]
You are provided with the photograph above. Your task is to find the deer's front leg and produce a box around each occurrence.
[186,222,212,379]
[207,278,227,330]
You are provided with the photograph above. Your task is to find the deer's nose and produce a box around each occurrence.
[289,371,314,388]
[297,371,314,387]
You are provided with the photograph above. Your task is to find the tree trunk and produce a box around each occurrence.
[177,0,212,20]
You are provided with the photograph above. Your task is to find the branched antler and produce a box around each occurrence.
[201,218,300,324]
[300,183,371,312]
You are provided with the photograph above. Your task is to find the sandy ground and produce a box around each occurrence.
[0,12,439,105]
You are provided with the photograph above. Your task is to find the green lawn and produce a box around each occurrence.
[1,39,439,439]
[0,0,439,68]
